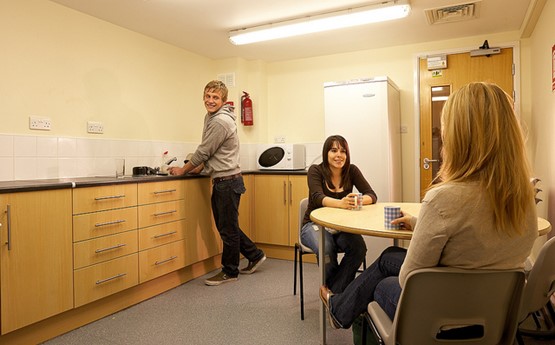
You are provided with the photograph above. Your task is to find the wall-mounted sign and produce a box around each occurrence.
[427,55,447,70]
[432,70,443,78]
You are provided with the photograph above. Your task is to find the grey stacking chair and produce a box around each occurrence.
[293,198,312,320]
[516,236,555,344]
[364,267,526,345]
[293,197,367,320]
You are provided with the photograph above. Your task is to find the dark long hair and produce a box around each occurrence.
[321,135,351,189]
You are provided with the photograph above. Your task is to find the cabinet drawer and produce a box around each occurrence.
[74,253,138,307]
[138,180,184,205]
[139,240,187,283]
[139,220,186,250]
[73,207,138,241]
[73,184,138,214]
[138,200,185,228]
[74,230,138,269]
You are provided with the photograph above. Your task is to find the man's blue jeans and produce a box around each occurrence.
[301,221,367,293]
[329,246,406,328]
[211,176,263,277]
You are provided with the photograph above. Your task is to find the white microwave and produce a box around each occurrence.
[256,144,306,170]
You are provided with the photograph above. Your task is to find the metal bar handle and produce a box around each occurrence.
[283,181,287,205]
[153,210,177,217]
[95,219,126,227]
[423,158,439,164]
[153,189,177,195]
[94,243,126,253]
[94,194,126,201]
[289,181,293,205]
[96,272,126,285]
[6,205,11,250]
[155,255,177,265]
[153,231,178,239]
[423,157,440,170]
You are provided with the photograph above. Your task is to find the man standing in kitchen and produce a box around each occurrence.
[168,80,266,286]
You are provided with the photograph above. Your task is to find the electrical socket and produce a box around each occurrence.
[274,136,286,143]
[29,116,52,130]
[87,121,104,134]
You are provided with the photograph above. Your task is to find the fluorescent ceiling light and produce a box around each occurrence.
[229,0,411,45]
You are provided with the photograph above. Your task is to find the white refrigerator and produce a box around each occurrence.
[324,76,402,262]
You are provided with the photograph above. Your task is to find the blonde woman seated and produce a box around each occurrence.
[320,82,538,329]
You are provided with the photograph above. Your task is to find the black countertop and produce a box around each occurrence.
[0,170,307,194]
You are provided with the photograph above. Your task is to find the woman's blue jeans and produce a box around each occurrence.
[329,246,406,328]
[211,176,263,277]
[300,221,367,293]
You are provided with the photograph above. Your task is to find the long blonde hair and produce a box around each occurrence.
[436,82,534,234]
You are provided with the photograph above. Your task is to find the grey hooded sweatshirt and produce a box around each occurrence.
[189,104,241,179]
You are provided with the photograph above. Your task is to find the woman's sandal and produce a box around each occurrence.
[319,285,342,329]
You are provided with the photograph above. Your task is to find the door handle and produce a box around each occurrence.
[423,157,439,170]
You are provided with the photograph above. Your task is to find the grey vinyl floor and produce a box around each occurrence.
[42,258,353,345]
[41,258,554,345]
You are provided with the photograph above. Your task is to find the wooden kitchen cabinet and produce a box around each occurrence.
[138,180,188,283]
[183,178,222,263]
[0,189,73,334]
[0,177,225,344]
[253,174,308,246]
[239,174,253,239]
[73,184,139,307]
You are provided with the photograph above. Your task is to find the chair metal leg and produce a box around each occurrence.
[518,302,555,340]
[361,314,368,344]
[357,257,368,273]
[516,331,525,345]
[299,250,305,320]
[293,244,299,295]
[366,312,386,345]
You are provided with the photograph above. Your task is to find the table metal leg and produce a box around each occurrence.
[319,226,326,344]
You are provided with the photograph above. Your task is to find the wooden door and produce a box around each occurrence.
[419,48,514,198]
[0,190,73,334]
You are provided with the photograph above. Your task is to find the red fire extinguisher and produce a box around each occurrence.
[241,91,253,126]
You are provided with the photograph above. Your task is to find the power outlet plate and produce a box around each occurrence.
[87,121,104,134]
[29,116,52,130]
[274,136,286,143]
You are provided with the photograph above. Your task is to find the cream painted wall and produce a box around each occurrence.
[2,0,552,220]
[0,0,214,142]
[265,31,521,202]
[529,0,555,228]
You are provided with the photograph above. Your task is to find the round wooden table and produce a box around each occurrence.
[310,202,552,344]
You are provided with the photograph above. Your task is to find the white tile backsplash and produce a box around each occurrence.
[0,135,14,156]
[0,157,14,180]
[14,136,37,157]
[14,157,37,180]
[37,137,58,157]
[58,158,78,178]
[36,158,59,179]
[0,134,318,181]
[58,137,77,157]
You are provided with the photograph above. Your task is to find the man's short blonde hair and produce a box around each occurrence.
[204,80,228,102]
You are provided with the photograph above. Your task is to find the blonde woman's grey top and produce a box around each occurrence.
[399,181,538,288]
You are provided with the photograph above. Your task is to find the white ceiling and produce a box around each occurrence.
[48,0,534,62]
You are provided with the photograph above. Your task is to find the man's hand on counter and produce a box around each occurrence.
[168,162,204,176]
